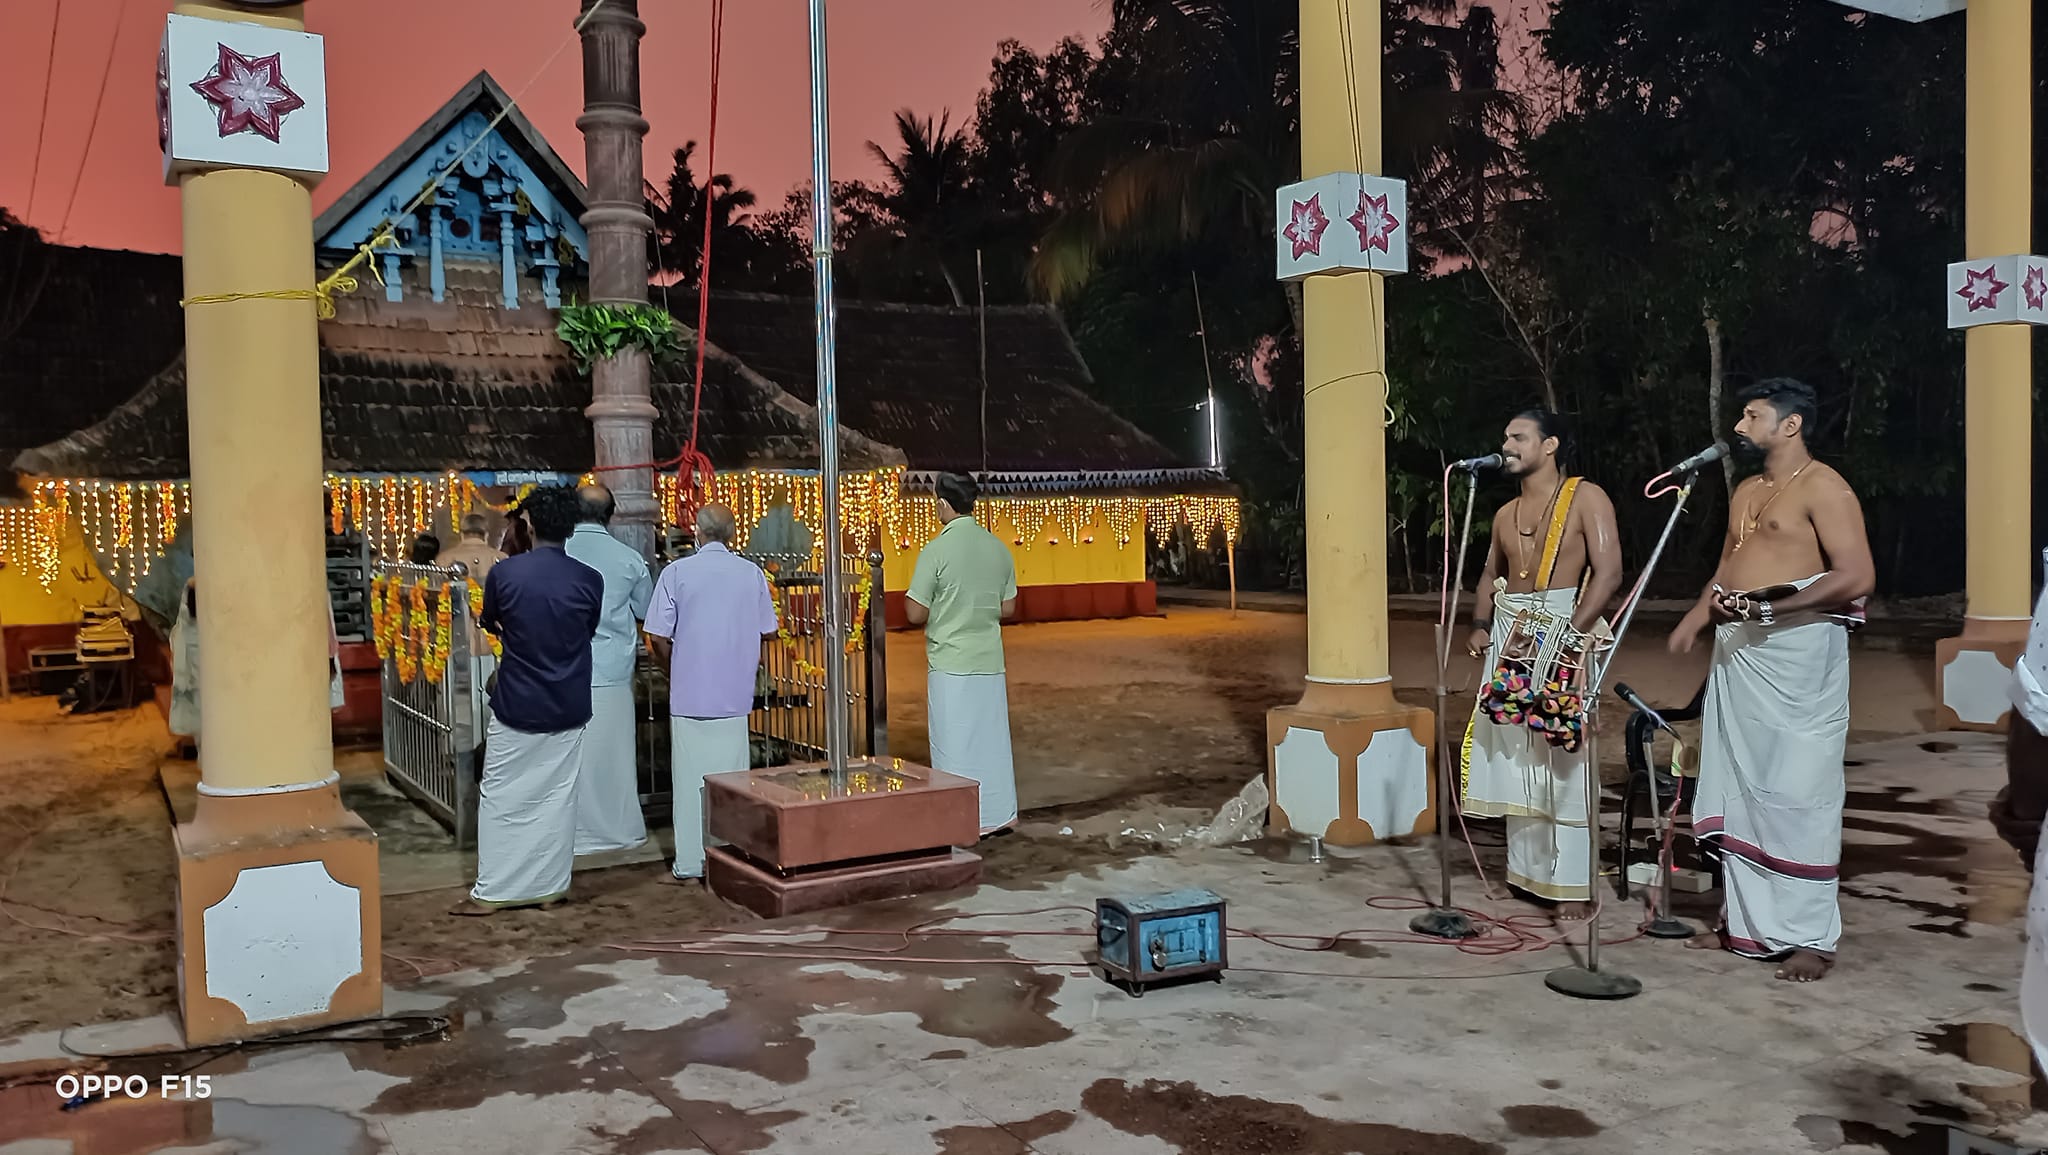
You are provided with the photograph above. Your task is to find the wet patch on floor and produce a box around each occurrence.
[1916,1022,2048,1120]
[0,1086,385,1155]
[1079,1078,1507,1154]
[651,1098,804,1153]
[1499,1104,1601,1138]
[348,956,629,1114]
[1839,787,1987,933]
[932,1109,1077,1154]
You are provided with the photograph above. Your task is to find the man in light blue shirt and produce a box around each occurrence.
[567,484,654,855]
[644,503,780,882]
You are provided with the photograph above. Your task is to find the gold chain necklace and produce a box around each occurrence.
[1732,459,1813,553]
[1513,476,1568,580]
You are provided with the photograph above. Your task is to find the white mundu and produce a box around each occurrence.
[1464,586,1593,902]
[1695,575,1848,960]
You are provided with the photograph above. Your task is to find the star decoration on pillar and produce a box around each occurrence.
[2023,265,2048,311]
[189,43,305,143]
[1956,263,2009,313]
[1283,196,1331,260]
[1348,191,1401,253]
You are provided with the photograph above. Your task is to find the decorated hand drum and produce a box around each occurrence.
[1478,602,1603,753]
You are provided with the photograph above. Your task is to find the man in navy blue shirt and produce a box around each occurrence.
[451,486,604,916]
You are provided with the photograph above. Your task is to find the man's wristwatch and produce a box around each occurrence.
[1472,618,1493,635]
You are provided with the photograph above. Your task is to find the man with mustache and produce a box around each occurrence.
[1669,378,1875,982]
[1464,409,1623,921]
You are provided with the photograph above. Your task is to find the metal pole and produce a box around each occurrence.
[1545,475,1698,1000]
[1226,538,1239,616]
[1413,470,1480,939]
[1192,273,1222,472]
[806,0,849,779]
[978,250,990,474]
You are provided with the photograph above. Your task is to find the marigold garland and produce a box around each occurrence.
[397,579,428,684]
[845,569,874,656]
[368,576,392,660]
[466,580,503,658]
[423,584,454,684]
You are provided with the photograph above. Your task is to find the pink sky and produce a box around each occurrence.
[0,0,1109,255]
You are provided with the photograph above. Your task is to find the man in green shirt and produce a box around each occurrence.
[906,473,1019,833]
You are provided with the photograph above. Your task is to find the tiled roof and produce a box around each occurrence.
[13,276,901,480]
[703,292,1195,475]
[0,244,185,470]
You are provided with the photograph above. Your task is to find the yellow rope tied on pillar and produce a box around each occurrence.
[182,0,608,320]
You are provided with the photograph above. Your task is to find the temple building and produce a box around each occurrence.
[0,71,1236,698]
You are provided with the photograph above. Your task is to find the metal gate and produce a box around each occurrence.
[633,551,887,820]
[375,560,481,848]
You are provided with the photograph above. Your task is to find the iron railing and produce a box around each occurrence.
[377,551,887,838]
[375,560,481,848]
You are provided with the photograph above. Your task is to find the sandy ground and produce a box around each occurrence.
[0,608,1943,1039]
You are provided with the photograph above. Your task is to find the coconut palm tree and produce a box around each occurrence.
[858,109,979,306]
[647,142,808,293]
[1031,0,1518,323]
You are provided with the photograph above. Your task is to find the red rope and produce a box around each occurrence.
[594,0,723,521]
[671,0,727,515]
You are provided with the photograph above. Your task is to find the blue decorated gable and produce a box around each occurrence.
[315,72,588,310]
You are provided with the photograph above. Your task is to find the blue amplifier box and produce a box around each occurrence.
[1095,889,1227,996]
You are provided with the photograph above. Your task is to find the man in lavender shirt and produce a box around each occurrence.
[643,503,780,882]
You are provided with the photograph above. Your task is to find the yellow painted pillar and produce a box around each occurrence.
[1937,0,2033,731]
[168,0,380,1045]
[1266,0,1432,845]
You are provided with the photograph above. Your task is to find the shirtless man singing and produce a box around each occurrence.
[1464,409,1623,920]
[1669,378,1875,982]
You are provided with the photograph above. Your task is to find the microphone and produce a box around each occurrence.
[1667,442,1728,476]
[1615,683,1669,732]
[1450,453,1503,473]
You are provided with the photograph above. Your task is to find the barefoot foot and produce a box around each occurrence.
[1684,923,1730,951]
[447,899,499,918]
[1555,902,1594,922]
[1774,950,1833,983]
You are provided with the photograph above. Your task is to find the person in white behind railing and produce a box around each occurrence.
[567,484,654,857]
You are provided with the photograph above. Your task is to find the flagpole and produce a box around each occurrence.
[806,0,849,779]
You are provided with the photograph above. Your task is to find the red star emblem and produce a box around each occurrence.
[2023,265,2048,311]
[1283,196,1331,261]
[1957,264,2009,312]
[1348,190,1401,253]
[189,43,305,143]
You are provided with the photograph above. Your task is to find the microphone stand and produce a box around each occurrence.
[1630,701,1696,941]
[1544,467,1703,1000]
[1412,465,1482,940]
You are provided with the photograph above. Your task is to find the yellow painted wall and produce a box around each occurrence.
[877,507,1149,593]
[0,519,123,628]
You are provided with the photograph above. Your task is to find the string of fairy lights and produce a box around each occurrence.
[660,468,1241,562]
[1,470,1240,594]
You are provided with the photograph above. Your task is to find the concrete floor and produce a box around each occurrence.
[1,730,2035,1155]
